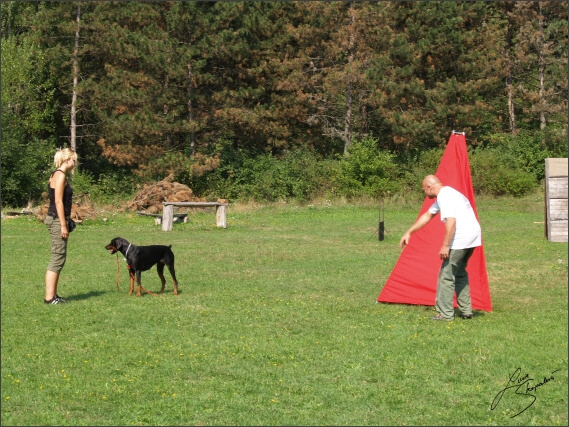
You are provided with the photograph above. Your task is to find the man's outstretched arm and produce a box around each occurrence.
[399,211,436,248]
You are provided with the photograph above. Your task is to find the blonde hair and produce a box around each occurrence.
[53,148,78,168]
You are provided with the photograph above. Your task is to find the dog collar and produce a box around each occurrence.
[124,243,131,261]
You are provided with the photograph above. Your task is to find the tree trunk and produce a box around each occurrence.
[505,13,516,135]
[162,55,173,150]
[538,1,546,131]
[164,70,172,149]
[344,81,353,156]
[343,2,355,156]
[187,63,196,156]
[70,2,80,158]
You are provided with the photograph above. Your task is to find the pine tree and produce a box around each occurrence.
[511,1,568,133]
[367,1,507,151]
[281,1,394,156]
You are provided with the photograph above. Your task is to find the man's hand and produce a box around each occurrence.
[439,244,449,259]
[400,232,411,249]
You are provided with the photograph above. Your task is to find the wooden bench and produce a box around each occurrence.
[137,211,188,226]
[161,201,228,231]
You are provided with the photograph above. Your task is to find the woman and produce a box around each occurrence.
[44,148,78,304]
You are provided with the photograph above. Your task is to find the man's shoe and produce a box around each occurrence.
[431,313,453,321]
[459,313,473,319]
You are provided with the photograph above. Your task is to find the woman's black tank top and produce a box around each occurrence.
[48,170,73,217]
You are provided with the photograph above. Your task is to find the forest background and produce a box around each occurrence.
[1,1,568,208]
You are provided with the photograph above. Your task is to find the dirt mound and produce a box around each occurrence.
[126,174,203,213]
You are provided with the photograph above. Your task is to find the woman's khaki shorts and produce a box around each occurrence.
[45,216,67,273]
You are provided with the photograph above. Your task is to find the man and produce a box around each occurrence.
[399,175,481,320]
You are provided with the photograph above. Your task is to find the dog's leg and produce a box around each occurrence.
[128,269,135,295]
[157,263,166,294]
[167,264,178,295]
[136,271,142,297]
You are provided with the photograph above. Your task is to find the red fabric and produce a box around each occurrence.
[377,133,492,311]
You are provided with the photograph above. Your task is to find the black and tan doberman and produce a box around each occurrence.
[105,237,178,296]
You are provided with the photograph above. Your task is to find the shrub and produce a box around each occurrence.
[400,148,445,198]
[486,131,545,181]
[469,148,536,197]
[219,149,329,202]
[485,130,568,182]
[0,137,55,207]
[69,170,94,197]
[333,135,401,199]
[89,170,139,204]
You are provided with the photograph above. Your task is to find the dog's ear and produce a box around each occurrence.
[114,238,123,250]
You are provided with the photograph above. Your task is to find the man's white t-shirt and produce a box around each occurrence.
[428,186,482,249]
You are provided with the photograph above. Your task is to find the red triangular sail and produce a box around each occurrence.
[377,133,492,311]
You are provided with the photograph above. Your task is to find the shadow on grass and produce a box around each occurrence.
[65,290,108,301]
[104,288,183,297]
[134,289,183,297]
[419,305,488,320]
[470,310,487,319]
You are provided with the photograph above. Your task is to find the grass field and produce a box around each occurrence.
[1,193,567,426]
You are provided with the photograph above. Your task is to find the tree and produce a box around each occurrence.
[2,1,566,205]
[194,1,303,154]
[501,2,519,134]
[281,1,393,156]
[511,1,568,133]
[70,2,81,154]
[1,33,58,205]
[367,1,507,151]
[29,1,101,164]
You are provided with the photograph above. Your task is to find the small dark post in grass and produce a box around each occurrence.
[378,200,385,241]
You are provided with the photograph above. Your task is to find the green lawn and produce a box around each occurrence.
[1,194,567,426]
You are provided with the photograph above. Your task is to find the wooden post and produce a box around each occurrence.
[216,204,227,228]
[162,204,174,232]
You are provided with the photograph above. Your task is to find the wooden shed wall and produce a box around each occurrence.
[545,158,568,242]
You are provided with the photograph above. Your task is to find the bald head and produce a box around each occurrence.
[422,175,441,187]
[422,175,443,198]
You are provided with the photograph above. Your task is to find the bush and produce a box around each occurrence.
[333,135,401,199]
[0,136,55,207]
[486,130,568,182]
[87,170,139,204]
[70,170,94,197]
[469,148,536,197]
[400,148,445,198]
[486,131,545,181]
[218,149,329,202]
